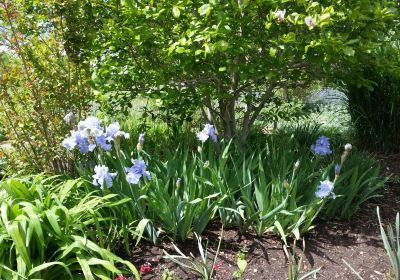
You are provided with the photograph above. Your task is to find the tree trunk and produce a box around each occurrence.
[219,100,236,140]
[240,85,276,145]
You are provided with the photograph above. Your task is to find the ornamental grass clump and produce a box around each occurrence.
[0,175,139,279]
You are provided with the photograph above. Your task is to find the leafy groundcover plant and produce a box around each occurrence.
[0,175,139,280]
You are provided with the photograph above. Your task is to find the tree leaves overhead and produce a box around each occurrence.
[19,0,399,139]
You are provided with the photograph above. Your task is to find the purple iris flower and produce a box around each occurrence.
[315,180,336,199]
[311,136,332,155]
[125,159,151,184]
[62,116,130,153]
[95,133,112,151]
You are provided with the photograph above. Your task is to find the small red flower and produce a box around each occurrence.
[115,275,127,280]
[140,262,152,274]
[213,262,224,271]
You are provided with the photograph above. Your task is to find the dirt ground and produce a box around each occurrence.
[125,153,400,280]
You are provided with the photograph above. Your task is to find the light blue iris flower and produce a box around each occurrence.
[61,116,129,153]
[196,124,218,143]
[125,159,151,184]
[315,180,336,199]
[138,133,145,145]
[106,122,130,139]
[311,136,332,155]
[92,165,117,189]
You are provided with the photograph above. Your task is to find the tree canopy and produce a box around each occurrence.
[3,0,400,143]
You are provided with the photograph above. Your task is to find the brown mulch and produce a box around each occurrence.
[124,154,400,280]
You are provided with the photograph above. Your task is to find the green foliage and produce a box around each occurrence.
[0,125,6,142]
[233,249,247,278]
[122,116,198,158]
[347,57,400,152]
[259,99,311,125]
[82,0,398,141]
[163,230,223,280]
[378,207,400,280]
[281,103,351,137]
[0,1,92,173]
[231,138,325,237]
[0,175,139,280]
[283,239,320,280]
[323,152,386,219]
[71,116,385,242]
[148,150,225,241]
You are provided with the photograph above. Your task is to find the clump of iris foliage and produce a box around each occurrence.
[61,115,386,244]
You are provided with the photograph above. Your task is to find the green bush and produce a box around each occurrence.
[347,52,400,152]
[0,2,92,174]
[0,175,139,279]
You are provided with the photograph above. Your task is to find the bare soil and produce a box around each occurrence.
[124,153,400,280]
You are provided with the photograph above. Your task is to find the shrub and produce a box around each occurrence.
[346,47,400,152]
[0,175,139,279]
[0,1,92,173]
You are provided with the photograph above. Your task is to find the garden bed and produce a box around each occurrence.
[127,164,400,280]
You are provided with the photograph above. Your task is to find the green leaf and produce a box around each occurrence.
[172,6,180,18]
[8,223,31,268]
[282,32,296,43]
[87,258,120,273]
[198,4,211,16]
[216,40,229,51]
[76,253,94,280]
[269,47,277,57]
[344,39,360,45]
[274,220,287,246]
[45,210,62,236]
[343,46,355,56]
[135,219,150,245]
[28,262,73,279]
[237,259,247,272]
